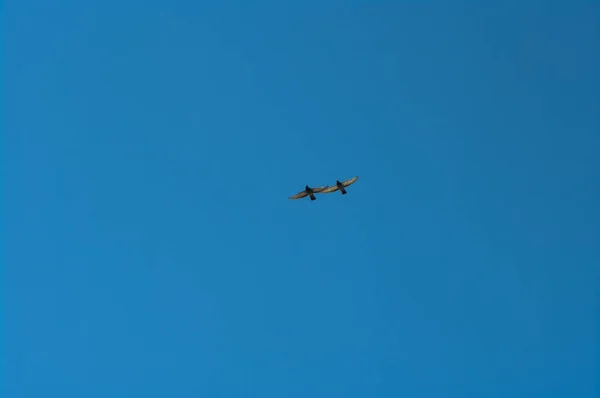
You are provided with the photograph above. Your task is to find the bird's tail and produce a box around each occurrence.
[340,187,347,195]
[310,193,316,201]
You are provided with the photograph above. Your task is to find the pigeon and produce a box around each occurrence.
[322,176,359,195]
[289,185,329,201]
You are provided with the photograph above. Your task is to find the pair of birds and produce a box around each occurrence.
[289,176,359,201]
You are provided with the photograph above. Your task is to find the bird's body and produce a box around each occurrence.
[322,176,359,195]
[289,184,329,201]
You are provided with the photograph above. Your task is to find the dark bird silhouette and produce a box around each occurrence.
[322,176,359,195]
[288,185,329,201]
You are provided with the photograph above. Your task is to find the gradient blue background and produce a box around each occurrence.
[4,2,599,397]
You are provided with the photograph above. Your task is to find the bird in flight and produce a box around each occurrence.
[288,185,329,201]
[322,176,359,195]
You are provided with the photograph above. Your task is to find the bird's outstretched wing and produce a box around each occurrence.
[311,186,329,193]
[321,185,340,193]
[289,191,309,199]
[341,176,359,187]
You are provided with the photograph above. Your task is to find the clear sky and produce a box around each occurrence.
[4,1,599,397]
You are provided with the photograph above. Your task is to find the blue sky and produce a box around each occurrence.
[3,1,599,397]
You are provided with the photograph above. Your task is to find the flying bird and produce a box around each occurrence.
[322,176,359,195]
[289,185,329,201]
